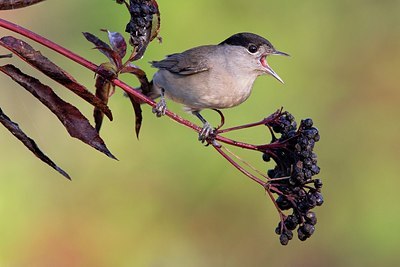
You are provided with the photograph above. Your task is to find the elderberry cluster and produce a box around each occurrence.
[125,0,159,59]
[263,111,323,245]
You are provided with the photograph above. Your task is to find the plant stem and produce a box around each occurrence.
[214,145,266,186]
[0,18,202,131]
[0,18,272,186]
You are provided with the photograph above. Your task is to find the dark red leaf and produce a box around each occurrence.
[0,106,70,179]
[105,30,127,60]
[120,63,149,137]
[149,2,161,42]
[0,36,113,121]
[0,64,117,160]
[94,75,112,132]
[83,32,122,68]
[120,63,151,95]
[127,94,143,138]
[0,0,45,10]
[83,31,112,52]
[94,63,117,132]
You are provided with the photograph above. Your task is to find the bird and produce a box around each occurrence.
[150,32,289,142]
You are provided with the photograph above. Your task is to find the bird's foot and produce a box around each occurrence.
[152,98,167,117]
[198,122,221,147]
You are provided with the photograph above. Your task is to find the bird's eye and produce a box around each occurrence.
[248,44,258,53]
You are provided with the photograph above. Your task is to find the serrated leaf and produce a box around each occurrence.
[83,32,122,68]
[0,106,70,179]
[105,30,127,60]
[0,64,117,160]
[0,36,113,121]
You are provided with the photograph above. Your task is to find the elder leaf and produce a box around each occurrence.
[0,36,113,121]
[83,32,122,68]
[0,64,117,160]
[105,30,127,60]
[0,106,70,179]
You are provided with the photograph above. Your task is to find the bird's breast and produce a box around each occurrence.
[153,68,257,110]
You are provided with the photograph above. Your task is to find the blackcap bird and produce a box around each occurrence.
[151,32,289,142]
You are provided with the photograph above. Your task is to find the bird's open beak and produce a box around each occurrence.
[273,50,290,57]
[261,50,289,84]
[266,66,284,83]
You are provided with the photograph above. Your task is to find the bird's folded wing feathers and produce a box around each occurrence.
[151,46,211,75]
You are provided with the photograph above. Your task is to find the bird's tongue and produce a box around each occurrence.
[261,56,284,83]
[260,56,268,68]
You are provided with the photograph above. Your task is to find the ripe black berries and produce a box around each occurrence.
[263,111,323,245]
[124,0,160,60]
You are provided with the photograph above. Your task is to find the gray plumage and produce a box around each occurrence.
[150,32,288,140]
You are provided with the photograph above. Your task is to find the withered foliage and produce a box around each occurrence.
[0,0,45,10]
[0,107,70,179]
[0,1,324,245]
[0,64,116,159]
[0,36,113,120]
[0,1,158,177]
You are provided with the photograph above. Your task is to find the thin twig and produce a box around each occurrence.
[222,146,269,180]
[216,109,282,134]
[213,145,266,186]
[0,18,277,188]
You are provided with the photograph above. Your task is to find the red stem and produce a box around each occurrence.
[0,18,202,132]
[213,145,266,186]
[0,18,273,186]
[217,118,269,134]
[0,18,277,150]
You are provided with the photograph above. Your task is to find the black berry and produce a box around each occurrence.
[263,111,324,245]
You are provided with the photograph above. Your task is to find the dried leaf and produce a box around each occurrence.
[94,75,112,132]
[0,107,70,179]
[127,94,143,138]
[149,3,161,42]
[105,30,127,60]
[94,63,117,132]
[83,32,121,68]
[0,64,117,160]
[0,36,113,121]
[120,63,150,95]
[120,63,149,137]
[0,0,45,10]
[83,32,112,52]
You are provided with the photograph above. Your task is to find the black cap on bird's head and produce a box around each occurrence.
[219,32,274,49]
[219,32,289,83]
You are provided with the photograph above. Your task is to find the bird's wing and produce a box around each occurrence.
[151,46,211,75]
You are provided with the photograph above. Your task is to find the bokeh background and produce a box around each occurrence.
[1,1,399,266]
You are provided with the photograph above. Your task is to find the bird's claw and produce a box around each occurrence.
[198,122,221,147]
[152,98,167,117]
[198,122,213,142]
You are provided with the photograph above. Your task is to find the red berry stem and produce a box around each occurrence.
[0,18,271,185]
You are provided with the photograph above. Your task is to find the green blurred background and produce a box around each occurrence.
[1,1,399,266]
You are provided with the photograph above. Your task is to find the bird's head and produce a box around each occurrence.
[219,32,289,83]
